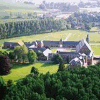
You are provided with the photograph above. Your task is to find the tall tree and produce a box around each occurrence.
[0,55,11,75]
[28,50,37,64]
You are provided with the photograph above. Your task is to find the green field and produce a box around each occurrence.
[90,27,98,32]
[1,63,59,83]
[91,45,100,55]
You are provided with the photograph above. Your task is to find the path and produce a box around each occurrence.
[64,33,72,41]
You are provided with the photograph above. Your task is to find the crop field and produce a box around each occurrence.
[1,63,59,83]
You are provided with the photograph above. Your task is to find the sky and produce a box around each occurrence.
[16,0,89,4]
[0,0,90,4]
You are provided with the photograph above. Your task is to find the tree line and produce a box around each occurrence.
[0,18,66,39]
[1,63,100,100]
[0,44,37,75]
[66,12,100,30]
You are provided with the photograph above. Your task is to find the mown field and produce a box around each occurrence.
[1,63,59,83]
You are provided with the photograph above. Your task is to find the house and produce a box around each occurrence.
[75,25,85,30]
[48,34,93,67]
[29,44,52,61]
[4,34,94,67]
[4,41,24,49]
[68,57,83,69]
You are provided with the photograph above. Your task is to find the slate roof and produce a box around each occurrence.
[30,47,47,52]
[63,41,79,46]
[4,42,17,45]
[58,51,79,55]
[24,41,36,47]
[43,41,59,46]
[76,39,92,53]
[69,57,83,66]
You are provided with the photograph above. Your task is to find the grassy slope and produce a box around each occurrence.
[91,45,100,55]
[1,63,59,83]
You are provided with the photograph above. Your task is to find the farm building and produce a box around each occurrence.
[3,34,93,67]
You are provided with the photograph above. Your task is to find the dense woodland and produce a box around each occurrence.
[1,64,100,100]
[0,18,66,39]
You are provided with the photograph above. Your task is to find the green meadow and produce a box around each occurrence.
[1,63,59,83]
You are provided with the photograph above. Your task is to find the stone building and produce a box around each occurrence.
[4,34,93,67]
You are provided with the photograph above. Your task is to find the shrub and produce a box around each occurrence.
[31,67,39,75]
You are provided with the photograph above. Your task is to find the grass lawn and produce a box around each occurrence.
[51,48,57,53]
[91,45,100,55]
[1,63,59,83]
[90,27,98,31]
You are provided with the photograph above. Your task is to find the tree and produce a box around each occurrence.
[84,23,91,31]
[8,51,15,62]
[0,55,11,75]
[0,77,6,99]
[28,50,37,64]
[58,63,65,72]
[14,46,23,63]
[14,45,28,63]
[21,44,28,63]
[30,66,39,75]
[51,54,63,64]
[7,80,13,88]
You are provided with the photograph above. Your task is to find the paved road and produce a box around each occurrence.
[64,33,72,41]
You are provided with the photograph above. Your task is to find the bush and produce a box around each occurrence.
[51,54,63,64]
[58,63,65,72]
[7,80,13,88]
[31,67,39,75]
[0,77,6,99]
[0,55,11,75]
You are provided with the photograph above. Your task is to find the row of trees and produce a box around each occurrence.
[1,63,100,100]
[0,18,66,39]
[0,45,37,75]
[66,12,100,30]
[9,45,37,64]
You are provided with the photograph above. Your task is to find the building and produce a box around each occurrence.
[4,41,24,49]
[3,34,93,67]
